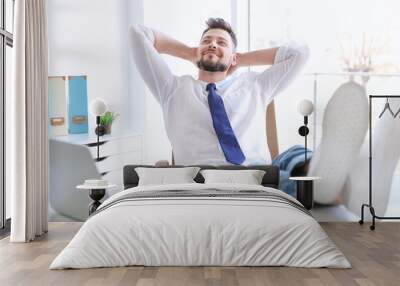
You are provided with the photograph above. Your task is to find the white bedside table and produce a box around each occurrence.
[77,184,116,215]
[289,177,321,210]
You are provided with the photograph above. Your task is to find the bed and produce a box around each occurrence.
[50,164,350,269]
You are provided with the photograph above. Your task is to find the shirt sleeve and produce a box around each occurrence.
[254,44,309,106]
[129,24,176,105]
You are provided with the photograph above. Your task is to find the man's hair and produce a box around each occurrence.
[202,18,237,49]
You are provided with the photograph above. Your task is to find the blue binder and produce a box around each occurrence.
[68,76,89,134]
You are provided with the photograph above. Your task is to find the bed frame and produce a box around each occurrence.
[123,165,280,190]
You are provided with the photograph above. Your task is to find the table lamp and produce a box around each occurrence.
[297,99,314,162]
[89,98,107,160]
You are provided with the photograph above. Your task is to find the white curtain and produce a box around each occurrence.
[9,0,49,242]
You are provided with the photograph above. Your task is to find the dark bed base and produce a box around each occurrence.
[123,165,280,190]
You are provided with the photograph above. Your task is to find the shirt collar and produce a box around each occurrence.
[198,72,237,90]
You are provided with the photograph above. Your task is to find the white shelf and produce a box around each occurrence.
[50,131,142,145]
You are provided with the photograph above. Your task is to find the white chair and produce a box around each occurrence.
[49,139,100,221]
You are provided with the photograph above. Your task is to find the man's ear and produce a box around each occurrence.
[231,53,238,66]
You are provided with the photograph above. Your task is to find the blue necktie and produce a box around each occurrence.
[206,83,246,165]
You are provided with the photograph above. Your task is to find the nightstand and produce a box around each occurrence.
[77,184,116,215]
[289,177,321,210]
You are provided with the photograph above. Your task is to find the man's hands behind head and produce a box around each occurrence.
[187,47,199,65]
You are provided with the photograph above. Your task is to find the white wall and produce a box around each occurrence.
[48,0,400,164]
[47,0,170,164]
[126,0,146,135]
[47,0,144,136]
[46,0,310,164]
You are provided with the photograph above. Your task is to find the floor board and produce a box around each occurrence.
[0,222,399,286]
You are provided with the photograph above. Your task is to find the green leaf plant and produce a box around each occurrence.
[100,111,120,126]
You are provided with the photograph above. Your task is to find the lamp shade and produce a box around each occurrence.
[297,99,314,116]
[89,98,107,116]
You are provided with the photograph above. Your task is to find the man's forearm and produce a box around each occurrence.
[238,48,279,67]
[153,30,194,62]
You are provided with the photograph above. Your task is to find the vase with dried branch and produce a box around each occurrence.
[338,32,398,85]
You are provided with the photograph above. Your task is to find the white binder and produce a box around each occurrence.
[48,76,68,136]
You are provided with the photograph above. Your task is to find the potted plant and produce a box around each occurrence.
[100,111,119,134]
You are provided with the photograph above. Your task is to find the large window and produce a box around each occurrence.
[249,0,400,151]
[1,0,14,231]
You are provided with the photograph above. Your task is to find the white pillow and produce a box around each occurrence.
[200,169,266,185]
[135,167,200,186]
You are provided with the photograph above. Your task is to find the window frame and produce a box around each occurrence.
[0,0,14,231]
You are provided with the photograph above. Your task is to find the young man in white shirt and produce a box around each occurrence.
[129,18,309,168]
[129,18,370,205]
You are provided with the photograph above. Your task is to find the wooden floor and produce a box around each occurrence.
[0,222,399,286]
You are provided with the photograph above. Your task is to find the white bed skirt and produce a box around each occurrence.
[50,183,351,269]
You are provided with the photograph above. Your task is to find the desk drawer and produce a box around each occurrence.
[96,151,142,173]
[89,135,142,158]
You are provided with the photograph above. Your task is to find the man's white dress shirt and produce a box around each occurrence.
[129,25,309,165]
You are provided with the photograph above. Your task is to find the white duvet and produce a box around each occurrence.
[50,183,350,269]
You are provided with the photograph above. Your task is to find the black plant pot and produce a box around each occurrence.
[95,125,106,136]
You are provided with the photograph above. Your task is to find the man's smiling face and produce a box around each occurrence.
[196,28,237,72]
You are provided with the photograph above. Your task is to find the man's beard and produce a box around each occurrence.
[197,59,228,72]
